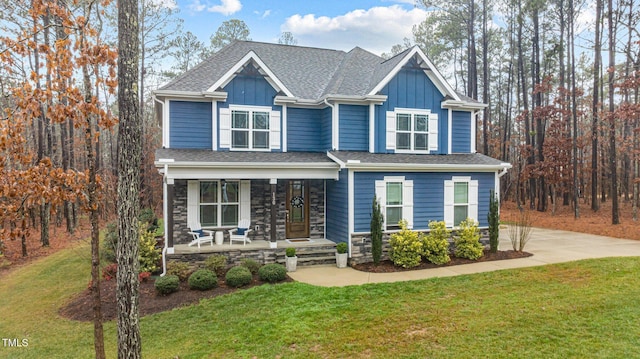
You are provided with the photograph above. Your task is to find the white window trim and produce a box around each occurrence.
[386,107,438,154]
[444,176,478,228]
[375,176,414,230]
[219,105,280,151]
[187,180,251,229]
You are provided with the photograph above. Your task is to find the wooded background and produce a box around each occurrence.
[0,0,638,256]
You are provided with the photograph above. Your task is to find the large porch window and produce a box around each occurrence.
[199,180,239,227]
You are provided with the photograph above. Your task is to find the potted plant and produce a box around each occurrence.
[285,247,297,272]
[335,242,348,268]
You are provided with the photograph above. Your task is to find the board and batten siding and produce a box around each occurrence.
[169,101,212,149]
[451,110,472,153]
[338,104,369,151]
[374,67,449,154]
[353,171,495,232]
[287,108,324,152]
[325,170,349,243]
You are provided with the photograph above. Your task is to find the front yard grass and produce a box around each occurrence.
[1,242,639,358]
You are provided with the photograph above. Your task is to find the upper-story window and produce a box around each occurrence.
[219,105,281,151]
[232,110,270,149]
[386,108,438,153]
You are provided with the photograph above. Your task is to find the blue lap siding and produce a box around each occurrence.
[452,111,472,153]
[353,171,495,232]
[169,101,212,149]
[325,170,349,243]
[287,108,324,152]
[339,104,368,151]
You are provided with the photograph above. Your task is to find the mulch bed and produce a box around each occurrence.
[60,274,293,322]
[352,250,533,273]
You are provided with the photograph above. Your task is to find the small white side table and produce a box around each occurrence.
[215,231,224,245]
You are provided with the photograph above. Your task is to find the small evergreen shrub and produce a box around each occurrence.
[188,269,218,291]
[258,263,287,283]
[102,263,118,281]
[423,221,451,265]
[389,220,423,268]
[336,242,348,254]
[454,219,484,260]
[370,196,383,265]
[488,190,500,253]
[204,255,228,277]
[139,208,159,234]
[225,266,253,288]
[154,275,180,295]
[285,247,296,257]
[139,222,161,273]
[166,261,193,281]
[239,258,261,275]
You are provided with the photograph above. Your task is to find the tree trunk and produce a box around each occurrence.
[481,0,489,155]
[570,0,580,218]
[117,0,142,356]
[608,0,619,225]
[591,0,602,211]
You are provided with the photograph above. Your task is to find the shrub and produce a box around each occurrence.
[139,222,161,273]
[166,261,193,282]
[225,266,253,288]
[154,275,179,295]
[370,195,383,265]
[188,269,218,291]
[102,263,117,281]
[507,209,533,252]
[423,221,451,265]
[285,247,296,257]
[336,242,348,254]
[239,258,261,275]
[389,220,423,268]
[138,271,151,283]
[488,190,500,253]
[139,208,159,234]
[204,255,228,277]
[101,222,118,263]
[258,263,287,283]
[454,219,484,260]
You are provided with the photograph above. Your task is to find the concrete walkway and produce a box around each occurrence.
[287,228,640,287]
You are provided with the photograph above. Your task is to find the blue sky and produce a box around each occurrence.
[163,0,427,55]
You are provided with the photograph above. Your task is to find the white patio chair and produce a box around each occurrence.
[228,219,252,246]
[187,223,214,248]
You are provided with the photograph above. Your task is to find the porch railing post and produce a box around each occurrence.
[270,178,278,242]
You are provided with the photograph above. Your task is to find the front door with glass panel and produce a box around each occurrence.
[286,180,309,238]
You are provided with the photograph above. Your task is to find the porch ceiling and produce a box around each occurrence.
[155,149,340,180]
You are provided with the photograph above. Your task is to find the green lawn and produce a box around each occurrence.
[1,243,640,358]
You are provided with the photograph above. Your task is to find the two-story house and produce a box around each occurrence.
[154,40,510,265]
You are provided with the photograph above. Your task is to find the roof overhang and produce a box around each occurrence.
[441,99,488,111]
[327,152,512,172]
[274,94,387,107]
[153,90,228,101]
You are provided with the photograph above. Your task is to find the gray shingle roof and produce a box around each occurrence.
[329,151,508,167]
[155,148,337,165]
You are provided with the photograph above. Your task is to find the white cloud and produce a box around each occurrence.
[254,9,271,18]
[188,0,206,12]
[148,0,177,9]
[282,5,428,55]
[207,0,242,15]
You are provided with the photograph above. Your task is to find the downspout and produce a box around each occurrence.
[498,166,509,178]
[324,98,336,150]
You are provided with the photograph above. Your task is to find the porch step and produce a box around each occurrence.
[275,245,338,266]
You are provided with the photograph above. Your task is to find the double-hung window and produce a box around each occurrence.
[199,180,239,227]
[231,109,270,150]
[387,108,438,153]
[375,176,414,231]
[453,182,469,226]
[444,177,478,228]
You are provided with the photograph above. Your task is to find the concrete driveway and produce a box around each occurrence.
[287,227,640,287]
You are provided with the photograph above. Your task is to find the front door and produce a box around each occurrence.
[286,180,310,238]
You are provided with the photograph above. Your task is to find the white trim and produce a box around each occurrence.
[163,98,170,148]
[211,101,218,150]
[333,103,340,150]
[368,47,460,101]
[347,169,354,256]
[153,90,228,101]
[206,51,294,97]
[282,104,288,152]
[471,111,477,153]
[219,107,231,148]
[441,99,487,110]
[369,103,375,153]
[444,176,479,228]
[240,180,251,223]
[326,151,346,168]
[164,166,339,180]
[447,108,452,154]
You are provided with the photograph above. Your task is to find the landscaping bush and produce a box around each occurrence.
[139,208,159,234]
[154,275,180,295]
[258,263,287,283]
[102,263,117,281]
[166,261,193,282]
[370,195,383,265]
[239,258,261,275]
[389,220,423,268]
[423,221,451,265]
[204,255,228,277]
[188,269,218,291]
[488,190,500,253]
[139,222,161,273]
[225,266,253,288]
[454,219,484,260]
[138,271,151,283]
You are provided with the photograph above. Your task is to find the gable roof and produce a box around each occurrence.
[158,41,481,108]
